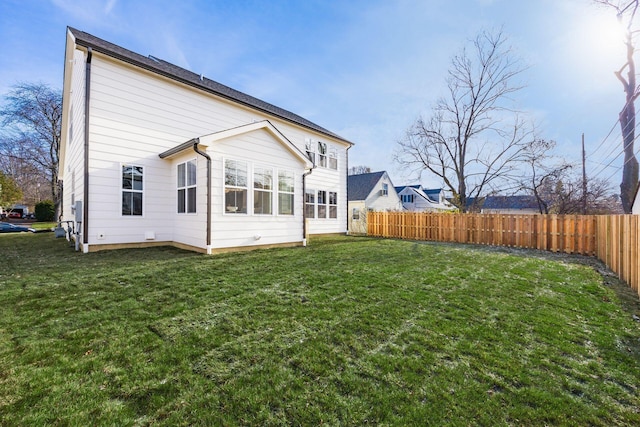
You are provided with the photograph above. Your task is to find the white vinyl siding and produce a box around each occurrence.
[75,52,348,250]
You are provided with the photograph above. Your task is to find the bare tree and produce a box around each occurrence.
[0,82,62,214]
[395,30,533,212]
[519,138,573,213]
[595,0,640,212]
[539,174,622,214]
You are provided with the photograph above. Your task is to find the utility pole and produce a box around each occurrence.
[582,133,587,214]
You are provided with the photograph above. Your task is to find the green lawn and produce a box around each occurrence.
[1,233,639,426]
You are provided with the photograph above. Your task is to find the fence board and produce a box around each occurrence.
[367,212,639,297]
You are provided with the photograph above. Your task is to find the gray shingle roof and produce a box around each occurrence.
[469,195,540,210]
[348,171,386,201]
[67,27,351,145]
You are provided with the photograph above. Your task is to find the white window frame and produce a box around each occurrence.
[305,139,316,166]
[305,188,316,219]
[381,183,389,196]
[278,170,295,216]
[121,164,143,217]
[305,138,337,171]
[177,159,197,214]
[224,159,248,214]
[329,191,338,219]
[253,165,273,215]
[328,147,338,170]
[317,141,327,168]
[317,190,327,218]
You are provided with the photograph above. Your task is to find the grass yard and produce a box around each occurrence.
[1,233,639,426]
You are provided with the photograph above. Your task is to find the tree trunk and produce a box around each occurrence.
[618,32,640,213]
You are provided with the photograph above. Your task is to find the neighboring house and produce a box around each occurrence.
[395,185,455,212]
[632,186,639,214]
[347,171,402,234]
[60,28,353,254]
[471,195,541,214]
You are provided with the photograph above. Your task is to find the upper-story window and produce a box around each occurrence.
[305,138,337,170]
[305,139,316,165]
[177,159,197,213]
[122,165,143,216]
[328,147,338,170]
[317,142,327,168]
[381,183,389,196]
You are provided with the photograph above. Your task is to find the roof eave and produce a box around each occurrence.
[69,28,353,146]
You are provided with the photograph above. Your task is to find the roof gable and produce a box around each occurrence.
[348,171,387,201]
[160,120,313,168]
[67,27,352,146]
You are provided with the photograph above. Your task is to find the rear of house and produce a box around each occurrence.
[59,27,352,254]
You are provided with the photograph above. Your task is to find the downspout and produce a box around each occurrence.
[193,139,212,249]
[302,167,313,246]
[83,47,92,245]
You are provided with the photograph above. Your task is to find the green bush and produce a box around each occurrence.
[35,200,55,222]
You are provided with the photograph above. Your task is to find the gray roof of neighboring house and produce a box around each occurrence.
[424,189,442,199]
[394,185,421,193]
[395,185,442,203]
[67,27,351,145]
[471,195,540,210]
[348,171,387,201]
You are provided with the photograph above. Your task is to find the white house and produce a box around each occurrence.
[60,27,353,254]
[632,186,639,214]
[395,185,455,212]
[347,171,402,234]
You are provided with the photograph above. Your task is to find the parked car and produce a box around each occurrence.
[0,222,35,233]
[7,211,22,219]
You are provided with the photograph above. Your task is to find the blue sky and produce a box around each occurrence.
[0,0,631,188]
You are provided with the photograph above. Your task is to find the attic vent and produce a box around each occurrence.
[199,74,204,81]
[148,55,161,63]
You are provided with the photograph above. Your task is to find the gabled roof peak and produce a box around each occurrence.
[67,27,352,145]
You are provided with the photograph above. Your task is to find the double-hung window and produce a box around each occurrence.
[305,189,315,218]
[317,142,327,168]
[328,147,338,170]
[177,159,197,213]
[253,166,273,215]
[381,183,389,196]
[225,159,248,214]
[278,170,294,215]
[329,191,338,218]
[305,139,316,165]
[317,190,327,218]
[122,165,143,216]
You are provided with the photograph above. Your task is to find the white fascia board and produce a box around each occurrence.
[199,120,313,169]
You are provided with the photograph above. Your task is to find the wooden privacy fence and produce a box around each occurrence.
[367,212,640,297]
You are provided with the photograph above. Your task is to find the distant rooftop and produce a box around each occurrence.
[348,171,387,201]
